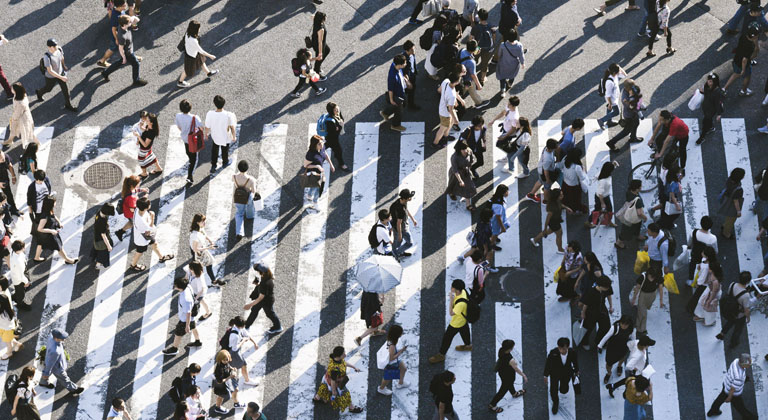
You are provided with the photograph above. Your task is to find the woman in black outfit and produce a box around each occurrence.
[91,203,115,269]
[33,196,78,264]
[323,102,349,172]
[243,263,282,334]
[355,291,384,346]
[696,73,724,145]
[312,12,330,78]
[598,315,635,384]
[489,339,527,413]
[11,366,41,420]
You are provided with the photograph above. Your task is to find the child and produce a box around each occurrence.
[18,142,38,176]
[9,240,30,311]
[131,110,149,143]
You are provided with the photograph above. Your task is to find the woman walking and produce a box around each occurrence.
[223,316,260,387]
[10,366,41,420]
[311,12,330,79]
[355,291,385,346]
[91,202,115,269]
[459,115,486,179]
[175,99,204,185]
[575,252,603,298]
[243,263,282,334]
[290,49,326,98]
[6,83,39,148]
[597,315,635,384]
[615,180,648,249]
[19,142,38,176]
[211,350,241,416]
[377,324,410,396]
[588,161,618,228]
[322,102,349,172]
[555,241,584,302]
[177,20,218,88]
[562,149,588,215]
[457,207,493,265]
[647,0,674,57]
[488,339,527,413]
[0,289,22,360]
[183,386,207,419]
[137,113,162,178]
[507,117,531,177]
[696,73,724,145]
[114,175,145,242]
[189,213,221,285]
[446,140,478,211]
[496,28,525,96]
[717,167,745,240]
[531,188,571,253]
[658,166,683,230]
[129,197,174,271]
[33,196,79,264]
[302,135,325,210]
[313,346,364,413]
[693,247,722,326]
[187,261,212,321]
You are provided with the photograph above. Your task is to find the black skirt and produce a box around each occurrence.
[184,53,204,77]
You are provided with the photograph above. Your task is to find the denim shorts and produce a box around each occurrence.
[732,61,752,77]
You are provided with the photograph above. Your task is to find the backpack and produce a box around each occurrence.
[38,52,52,76]
[455,297,481,323]
[18,157,31,175]
[169,375,184,403]
[430,43,458,69]
[657,230,677,257]
[718,185,742,204]
[290,58,302,77]
[316,113,330,137]
[4,374,19,402]
[720,283,749,321]
[116,197,124,215]
[470,266,486,303]
[233,177,250,205]
[419,28,435,51]
[475,25,494,50]
[219,328,237,351]
[368,223,386,250]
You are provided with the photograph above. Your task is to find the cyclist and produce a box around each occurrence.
[649,110,689,169]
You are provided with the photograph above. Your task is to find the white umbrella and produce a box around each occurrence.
[355,254,402,293]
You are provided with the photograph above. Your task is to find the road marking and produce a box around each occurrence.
[495,301,524,417]
[491,124,521,268]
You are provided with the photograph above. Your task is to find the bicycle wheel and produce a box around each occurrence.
[629,161,657,193]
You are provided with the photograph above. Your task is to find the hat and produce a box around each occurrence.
[253,263,269,274]
[52,329,68,340]
[46,38,58,47]
[399,189,416,199]
[638,335,656,347]
[596,276,611,288]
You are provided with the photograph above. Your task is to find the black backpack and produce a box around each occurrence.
[456,297,481,323]
[4,374,19,402]
[597,76,607,97]
[470,266,486,303]
[419,28,435,51]
[38,52,51,76]
[116,197,124,215]
[219,328,237,350]
[720,283,749,321]
[291,58,302,77]
[430,43,458,69]
[657,230,676,257]
[368,223,386,250]
[169,375,184,403]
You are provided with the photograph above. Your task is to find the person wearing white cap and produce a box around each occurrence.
[40,329,83,395]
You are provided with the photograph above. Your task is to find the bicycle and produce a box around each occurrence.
[629,141,679,193]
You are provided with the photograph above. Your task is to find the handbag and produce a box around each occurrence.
[300,170,323,188]
[376,343,391,370]
[422,0,441,18]
[253,192,264,211]
[616,197,641,226]
[554,266,562,283]
[177,37,185,53]
[304,26,313,49]
[672,245,690,271]
[196,249,215,267]
[370,311,383,328]
[572,374,582,395]
[664,200,682,215]
[187,116,205,153]
[141,230,156,241]
[688,89,703,111]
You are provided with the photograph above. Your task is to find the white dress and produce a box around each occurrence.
[9,96,35,147]
[694,271,720,326]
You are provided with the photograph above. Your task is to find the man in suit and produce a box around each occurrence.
[543,337,579,415]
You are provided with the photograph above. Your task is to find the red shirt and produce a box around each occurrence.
[123,193,138,219]
[668,117,689,139]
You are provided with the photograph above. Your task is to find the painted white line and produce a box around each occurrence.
[286,124,332,420]
[35,126,94,420]
[239,123,287,409]
[130,124,193,419]
[495,302,523,418]
[627,118,680,419]
[391,122,424,419]
[536,119,574,420]
[491,124,521,268]
[444,121,472,419]
[721,118,768,418]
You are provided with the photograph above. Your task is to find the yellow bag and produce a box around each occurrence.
[664,272,680,295]
[554,266,562,283]
[692,267,700,288]
[634,251,650,275]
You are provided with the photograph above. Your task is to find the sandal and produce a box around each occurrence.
[129,264,146,271]
[666,47,676,55]
[646,51,656,57]
[349,406,363,414]
[199,313,213,321]
[65,258,80,265]
[513,389,526,398]
[489,405,504,413]
[151,169,163,175]
[159,254,175,262]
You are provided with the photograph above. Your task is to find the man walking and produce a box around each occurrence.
[645,223,670,275]
[432,72,462,149]
[372,209,411,259]
[470,9,495,84]
[429,279,472,364]
[96,0,128,68]
[101,14,147,86]
[205,95,237,173]
[380,55,408,132]
[0,33,13,101]
[402,41,420,111]
[0,150,20,216]
[543,337,579,415]
[390,189,418,257]
[631,267,664,336]
[243,402,267,420]
[459,40,490,110]
[36,39,77,112]
[40,329,84,396]
[707,354,757,419]
[716,271,752,349]
[162,276,202,355]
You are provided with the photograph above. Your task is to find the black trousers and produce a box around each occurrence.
[471,152,484,172]
[324,135,345,167]
[607,115,640,146]
[648,25,672,51]
[701,112,716,138]
[720,316,746,347]
[38,77,73,107]
[549,375,570,405]
[244,300,281,330]
[708,386,757,419]
[2,184,18,214]
[103,51,140,82]
[12,283,26,305]
[490,377,517,406]
[407,78,417,106]
[439,324,470,355]
[291,77,320,94]
[687,285,707,314]
[676,135,689,168]
[185,142,197,181]
[410,0,428,20]
[211,143,229,168]
[382,95,403,126]
[581,313,610,347]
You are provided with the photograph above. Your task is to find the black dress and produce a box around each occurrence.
[603,321,635,365]
[39,215,62,251]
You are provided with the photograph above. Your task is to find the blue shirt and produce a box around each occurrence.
[560,128,575,154]
[43,335,66,376]
[459,49,477,83]
[646,232,669,268]
[490,200,509,235]
[387,63,406,102]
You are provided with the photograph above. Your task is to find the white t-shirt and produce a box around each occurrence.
[465,261,484,288]
[438,79,457,118]
[132,210,152,247]
[185,36,202,58]
[35,182,49,213]
[605,75,622,107]
[186,396,204,418]
[189,270,207,297]
[563,163,586,187]
[515,131,531,148]
[205,110,237,146]
[107,407,123,420]
[375,222,393,254]
[9,251,28,286]
[596,177,612,198]
[189,231,206,253]
[228,326,249,350]
[692,230,718,254]
[502,108,520,133]
[178,287,195,321]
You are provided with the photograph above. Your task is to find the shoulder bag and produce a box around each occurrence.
[187,116,205,153]
[300,169,323,189]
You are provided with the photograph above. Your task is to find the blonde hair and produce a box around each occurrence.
[215,349,231,364]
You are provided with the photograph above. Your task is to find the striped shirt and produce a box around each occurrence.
[723,358,747,396]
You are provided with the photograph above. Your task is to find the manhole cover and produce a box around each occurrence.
[83,162,123,190]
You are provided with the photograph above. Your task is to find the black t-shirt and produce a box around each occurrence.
[94,214,112,246]
[496,352,517,381]
[258,277,275,305]
[636,273,661,293]
[305,150,324,175]
[117,26,133,54]
[389,200,407,225]
[734,35,755,66]
[433,384,454,414]
[0,154,12,183]
[580,285,613,315]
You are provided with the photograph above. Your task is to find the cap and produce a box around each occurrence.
[46,38,58,47]
[399,189,416,199]
[253,263,269,273]
[52,329,68,340]
[638,335,656,347]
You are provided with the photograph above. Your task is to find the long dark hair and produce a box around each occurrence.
[313,12,326,32]
[190,213,205,232]
[0,293,13,320]
[564,148,583,169]
[173,401,189,420]
[186,20,201,38]
[598,161,615,180]
[41,196,56,215]
[584,252,602,271]
[704,73,721,92]
[491,184,508,204]
[144,113,159,139]
[11,82,26,101]
[518,117,531,136]
[308,135,322,153]
[22,142,38,161]
[387,325,403,345]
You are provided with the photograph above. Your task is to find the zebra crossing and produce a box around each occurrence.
[0,116,766,419]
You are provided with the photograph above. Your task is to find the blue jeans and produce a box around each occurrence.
[304,187,319,205]
[623,399,647,420]
[234,196,255,236]
[598,105,620,127]
[393,228,412,255]
[507,146,529,174]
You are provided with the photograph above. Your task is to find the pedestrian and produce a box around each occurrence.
[377,324,410,395]
[686,215,718,289]
[320,102,349,172]
[101,14,147,86]
[232,160,258,240]
[752,164,768,221]
[26,169,51,237]
[647,0,674,57]
[380,55,408,133]
[488,339,527,413]
[183,386,206,419]
[558,119,584,157]
[506,117,532,177]
[597,315,635,384]
[726,0,767,35]
[658,165,683,230]
[696,73,724,145]
[717,167,745,240]
[607,79,644,151]
[438,0,462,33]
[429,370,458,420]
[400,41,421,111]
[459,40,491,109]
[469,9,495,84]
[7,82,40,148]
[137,113,162,178]
[91,203,115,269]
[543,337,579,415]
[429,279,472,364]
[114,175,145,241]
[496,28,525,97]
[408,0,427,25]
[525,139,559,204]
[312,346,364,413]
[446,140,478,212]
[290,48,326,98]
[189,213,222,286]
[205,95,237,173]
[457,207,494,266]
[32,196,79,264]
[162,276,201,355]
[390,188,417,257]
[40,329,84,395]
[175,99,204,185]
[36,38,78,112]
[128,196,174,271]
[18,142,39,176]
[96,0,127,68]
[9,240,30,311]
[488,184,510,268]
[646,222,671,274]
[221,316,260,386]
[692,248,722,326]
[187,262,212,321]
[311,12,330,79]
[0,34,12,101]
[0,149,20,216]
[486,96,521,159]
[432,72,462,149]
[243,263,282,335]
[556,241,584,301]
[461,0,479,29]
[575,252,603,298]
[211,350,238,416]
[615,179,647,249]
[605,335,655,397]
[594,0,640,16]
[723,28,759,96]
[562,149,588,216]
[106,398,133,420]
[355,291,385,346]
[597,63,626,130]
[10,366,41,420]
[173,401,190,420]
[530,188,571,254]
[177,20,218,88]
[455,118,485,180]
[424,16,448,80]
[623,375,653,420]
[707,354,757,419]
[716,271,752,349]
[302,135,325,211]
[496,0,521,58]
[243,402,267,420]
[630,266,664,336]
[578,275,614,350]
[0,288,21,360]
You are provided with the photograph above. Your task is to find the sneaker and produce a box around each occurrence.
[530,238,540,247]
[69,387,85,396]
[290,92,301,98]
[391,125,406,132]
[493,245,502,251]
[486,266,499,273]
[637,32,646,38]
[597,121,605,131]
[378,387,393,396]
[36,89,43,101]
[96,60,108,68]
[318,75,328,82]
[739,88,754,97]
[233,402,246,409]
[428,353,446,364]
[211,407,228,415]
[133,79,148,87]
[695,137,705,145]
[101,72,110,82]
[210,166,217,174]
[162,346,178,355]
[177,80,190,88]
[475,100,491,110]
[716,333,724,340]
[525,193,541,203]
[185,340,202,348]
[762,94,768,106]
[629,136,644,143]
[40,382,55,389]
[451,124,461,132]
[65,105,79,113]
[244,379,259,386]
[395,381,410,389]
[516,172,530,179]
[606,384,615,398]
[400,252,412,257]
[316,87,327,96]
[207,70,219,77]
[266,326,284,335]
[456,255,465,264]
[758,126,768,134]
[408,19,423,25]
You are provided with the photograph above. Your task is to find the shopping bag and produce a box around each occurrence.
[692,265,701,288]
[688,89,703,111]
[572,374,582,395]
[672,245,690,272]
[554,266,562,283]
[253,193,264,211]
[572,320,587,347]
[634,251,650,275]
[664,272,680,295]
[376,343,390,370]
[422,0,441,18]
